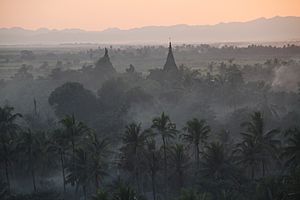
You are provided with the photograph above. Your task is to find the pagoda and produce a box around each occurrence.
[95,48,116,74]
[163,42,178,72]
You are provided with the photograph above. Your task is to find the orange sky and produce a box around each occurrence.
[0,0,299,31]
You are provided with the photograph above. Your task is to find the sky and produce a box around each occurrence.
[0,0,299,31]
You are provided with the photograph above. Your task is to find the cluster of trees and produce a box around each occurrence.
[1,104,300,200]
[2,44,300,81]
[1,44,300,200]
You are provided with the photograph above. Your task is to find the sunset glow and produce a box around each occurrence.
[0,0,300,31]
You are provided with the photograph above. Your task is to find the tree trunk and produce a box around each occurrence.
[30,150,37,192]
[71,133,76,192]
[60,151,66,193]
[95,173,99,190]
[135,150,140,193]
[162,136,168,198]
[262,161,265,177]
[31,167,37,192]
[4,159,10,193]
[151,173,156,200]
[196,143,200,169]
[135,167,140,193]
[71,135,75,165]
[151,152,156,200]
[2,139,10,193]
[179,171,183,190]
[83,185,87,200]
[29,143,37,192]
[251,166,254,180]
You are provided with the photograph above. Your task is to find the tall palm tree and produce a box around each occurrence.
[151,112,177,192]
[200,142,235,180]
[183,118,210,168]
[67,134,109,199]
[234,140,261,180]
[0,106,22,192]
[144,138,161,200]
[85,131,110,190]
[66,148,89,200]
[60,115,89,167]
[121,122,149,192]
[199,142,240,200]
[169,144,190,190]
[240,112,280,176]
[17,128,42,192]
[282,128,300,171]
[48,128,69,192]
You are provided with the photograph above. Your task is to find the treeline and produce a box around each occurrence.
[1,44,300,200]
[2,44,300,80]
[0,105,300,200]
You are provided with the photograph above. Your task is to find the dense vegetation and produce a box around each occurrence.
[0,44,300,200]
[1,106,300,200]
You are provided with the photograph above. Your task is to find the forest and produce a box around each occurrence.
[0,43,300,200]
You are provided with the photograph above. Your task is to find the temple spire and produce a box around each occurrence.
[95,48,116,73]
[104,48,108,57]
[163,42,178,72]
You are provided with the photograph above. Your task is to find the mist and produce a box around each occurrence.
[1,23,300,200]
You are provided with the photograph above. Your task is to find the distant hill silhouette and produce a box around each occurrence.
[0,16,300,44]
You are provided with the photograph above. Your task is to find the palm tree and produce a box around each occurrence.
[17,128,42,192]
[234,140,261,180]
[120,122,149,192]
[240,112,280,176]
[85,131,110,190]
[60,114,89,167]
[199,142,235,180]
[144,138,161,200]
[199,142,240,200]
[183,118,210,168]
[151,112,177,192]
[66,133,109,200]
[282,128,300,171]
[66,148,89,200]
[254,176,289,200]
[48,128,69,192]
[169,144,189,190]
[0,106,22,192]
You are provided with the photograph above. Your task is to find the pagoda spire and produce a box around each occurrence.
[95,48,116,73]
[163,42,178,72]
[104,48,108,57]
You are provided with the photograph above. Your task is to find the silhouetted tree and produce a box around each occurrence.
[282,128,300,171]
[240,112,280,176]
[151,112,177,195]
[17,129,43,192]
[144,138,161,200]
[169,144,189,190]
[49,82,98,122]
[120,122,149,192]
[183,118,210,168]
[47,129,70,193]
[0,106,22,192]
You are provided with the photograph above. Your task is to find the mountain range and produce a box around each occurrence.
[0,16,300,45]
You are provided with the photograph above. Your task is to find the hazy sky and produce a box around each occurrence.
[0,0,299,31]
